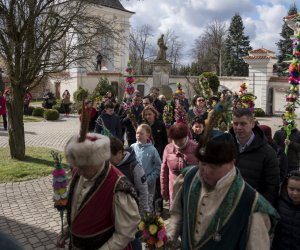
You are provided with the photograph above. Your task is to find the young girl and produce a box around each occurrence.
[131,124,161,211]
[272,170,300,250]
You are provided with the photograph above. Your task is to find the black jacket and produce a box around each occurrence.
[149,120,168,159]
[95,111,123,141]
[230,126,280,206]
[272,190,300,250]
[153,99,164,117]
[121,105,143,143]
[270,143,288,183]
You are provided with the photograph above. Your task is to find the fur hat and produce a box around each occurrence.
[64,133,111,168]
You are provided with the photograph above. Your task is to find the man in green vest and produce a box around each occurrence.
[168,132,279,250]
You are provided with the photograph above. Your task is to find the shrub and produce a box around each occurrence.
[27,106,35,116]
[254,108,266,117]
[32,107,44,117]
[53,102,65,114]
[43,109,60,120]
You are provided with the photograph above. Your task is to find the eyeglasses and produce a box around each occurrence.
[287,171,300,178]
[143,102,150,105]
[197,99,205,102]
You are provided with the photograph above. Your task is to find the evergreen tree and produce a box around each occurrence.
[276,3,298,76]
[223,13,252,76]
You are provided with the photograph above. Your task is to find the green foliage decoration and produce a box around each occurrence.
[200,72,220,94]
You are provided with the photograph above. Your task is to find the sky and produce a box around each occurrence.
[121,0,298,64]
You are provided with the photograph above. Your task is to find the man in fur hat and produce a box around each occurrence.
[56,133,140,249]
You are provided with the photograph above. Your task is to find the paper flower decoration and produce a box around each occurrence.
[51,151,68,234]
[174,103,188,124]
[283,13,300,155]
[124,60,135,98]
[162,103,174,128]
[234,83,256,112]
[175,82,183,95]
[138,213,168,249]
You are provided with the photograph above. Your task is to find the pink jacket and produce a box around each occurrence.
[160,139,199,203]
[0,96,6,115]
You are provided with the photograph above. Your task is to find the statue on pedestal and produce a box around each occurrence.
[156,34,167,61]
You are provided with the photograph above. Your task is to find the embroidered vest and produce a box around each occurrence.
[181,166,256,250]
[67,164,132,250]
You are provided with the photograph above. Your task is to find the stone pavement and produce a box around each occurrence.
[0,115,80,150]
[0,115,80,250]
[0,116,287,249]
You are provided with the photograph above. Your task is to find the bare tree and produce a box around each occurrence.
[164,30,184,75]
[129,24,154,74]
[192,20,227,75]
[0,0,124,159]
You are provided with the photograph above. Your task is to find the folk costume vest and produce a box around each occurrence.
[66,162,137,250]
[180,166,278,250]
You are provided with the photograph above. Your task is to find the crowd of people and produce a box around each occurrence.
[52,85,300,250]
[3,84,299,249]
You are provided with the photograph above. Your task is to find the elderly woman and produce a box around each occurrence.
[160,123,199,204]
[188,95,208,122]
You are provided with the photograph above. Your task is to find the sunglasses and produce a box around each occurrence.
[287,171,300,178]
[197,99,205,102]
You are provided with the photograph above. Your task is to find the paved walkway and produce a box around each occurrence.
[0,115,80,250]
[0,116,286,249]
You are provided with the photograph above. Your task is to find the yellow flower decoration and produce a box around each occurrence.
[138,221,145,231]
[148,224,158,235]
[158,217,164,226]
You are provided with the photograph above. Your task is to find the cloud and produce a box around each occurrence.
[250,4,288,52]
[122,0,292,63]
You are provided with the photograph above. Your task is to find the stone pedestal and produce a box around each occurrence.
[151,60,172,87]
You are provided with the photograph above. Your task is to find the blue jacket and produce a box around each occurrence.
[130,142,161,186]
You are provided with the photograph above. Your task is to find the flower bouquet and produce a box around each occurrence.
[138,213,168,249]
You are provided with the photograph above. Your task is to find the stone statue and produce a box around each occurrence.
[156,34,167,61]
[96,53,103,71]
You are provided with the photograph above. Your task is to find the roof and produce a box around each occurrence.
[250,48,275,54]
[243,47,277,60]
[243,55,277,60]
[88,0,134,13]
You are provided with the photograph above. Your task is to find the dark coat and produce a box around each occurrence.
[95,111,123,141]
[122,105,143,144]
[153,99,164,117]
[270,143,288,183]
[229,126,280,206]
[274,128,300,168]
[272,188,300,250]
[149,120,168,159]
